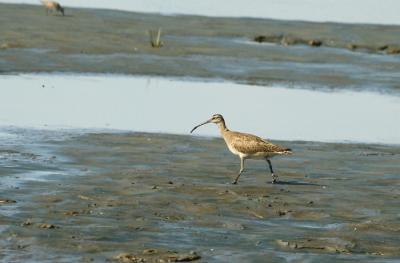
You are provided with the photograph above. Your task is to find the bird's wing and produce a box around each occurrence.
[229,132,288,154]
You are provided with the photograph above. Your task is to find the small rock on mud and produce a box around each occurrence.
[308,40,322,47]
[168,251,201,262]
[113,250,200,262]
[21,219,33,226]
[39,223,59,229]
[387,46,400,54]
[276,238,354,253]
[114,253,145,262]
[64,211,80,216]
[0,199,16,204]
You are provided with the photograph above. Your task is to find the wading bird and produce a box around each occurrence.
[41,1,65,16]
[191,114,292,184]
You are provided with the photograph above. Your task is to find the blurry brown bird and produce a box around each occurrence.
[41,1,65,16]
[191,114,292,184]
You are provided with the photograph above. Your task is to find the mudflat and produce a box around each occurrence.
[1,3,400,262]
[1,3,400,92]
[1,130,399,262]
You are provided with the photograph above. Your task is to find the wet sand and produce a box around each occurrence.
[1,130,399,262]
[1,3,400,92]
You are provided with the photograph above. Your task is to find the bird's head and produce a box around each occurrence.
[190,114,225,133]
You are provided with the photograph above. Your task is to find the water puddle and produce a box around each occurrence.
[0,73,399,144]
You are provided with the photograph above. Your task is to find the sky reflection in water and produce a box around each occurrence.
[1,74,399,144]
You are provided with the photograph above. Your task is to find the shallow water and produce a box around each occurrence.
[1,74,400,144]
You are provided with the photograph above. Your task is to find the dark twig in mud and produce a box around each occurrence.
[149,28,164,48]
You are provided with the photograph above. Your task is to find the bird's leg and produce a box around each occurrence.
[266,159,277,183]
[232,157,245,184]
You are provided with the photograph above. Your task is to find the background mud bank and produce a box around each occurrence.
[1,130,399,262]
[1,4,400,93]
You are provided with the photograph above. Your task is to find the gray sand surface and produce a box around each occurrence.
[1,131,399,262]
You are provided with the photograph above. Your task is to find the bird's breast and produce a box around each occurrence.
[226,143,241,156]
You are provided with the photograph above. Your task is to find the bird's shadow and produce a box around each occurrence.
[48,14,74,18]
[269,180,322,186]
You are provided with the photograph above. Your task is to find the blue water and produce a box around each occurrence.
[1,73,399,144]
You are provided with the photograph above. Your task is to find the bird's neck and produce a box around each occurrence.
[218,121,229,134]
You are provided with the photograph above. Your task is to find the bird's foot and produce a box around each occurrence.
[231,180,238,185]
[271,174,278,184]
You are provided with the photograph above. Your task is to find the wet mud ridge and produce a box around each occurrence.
[0,130,399,262]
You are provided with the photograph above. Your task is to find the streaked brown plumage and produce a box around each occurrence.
[227,131,290,155]
[191,114,292,184]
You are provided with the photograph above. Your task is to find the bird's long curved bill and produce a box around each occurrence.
[190,120,210,133]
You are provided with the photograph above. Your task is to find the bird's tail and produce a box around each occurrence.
[282,148,292,155]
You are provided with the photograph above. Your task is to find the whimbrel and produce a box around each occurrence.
[191,114,292,184]
[41,1,65,16]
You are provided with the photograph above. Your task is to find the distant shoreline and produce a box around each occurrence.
[2,0,400,25]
